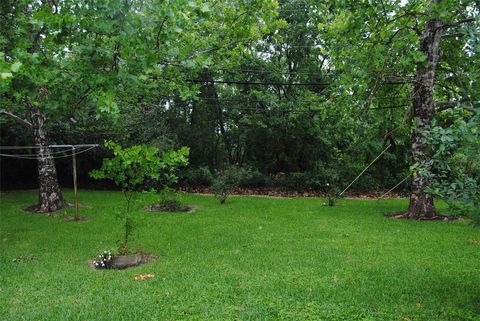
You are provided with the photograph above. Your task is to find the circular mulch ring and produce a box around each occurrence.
[144,204,198,213]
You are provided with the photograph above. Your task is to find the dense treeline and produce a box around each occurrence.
[1,0,478,218]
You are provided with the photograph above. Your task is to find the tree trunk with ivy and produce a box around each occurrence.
[405,17,443,219]
[27,105,66,212]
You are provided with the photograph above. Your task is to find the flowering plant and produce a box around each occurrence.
[93,250,113,269]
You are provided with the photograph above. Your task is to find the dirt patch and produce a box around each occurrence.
[13,255,36,264]
[145,204,197,213]
[63,215,89,222]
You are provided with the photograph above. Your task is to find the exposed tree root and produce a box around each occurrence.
[23,202,67,213]
[385,212,457,221]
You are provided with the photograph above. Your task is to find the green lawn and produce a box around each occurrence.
[1,190,479,321]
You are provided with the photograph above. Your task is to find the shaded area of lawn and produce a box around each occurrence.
[1,190,479,320]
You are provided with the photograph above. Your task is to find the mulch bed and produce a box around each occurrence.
[177,187,407,199]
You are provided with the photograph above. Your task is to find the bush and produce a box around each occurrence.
[324,183,342,206]
[153,187,188,212]
[426,112,480,226]
[213,166,244,204]
[181,166,213,187]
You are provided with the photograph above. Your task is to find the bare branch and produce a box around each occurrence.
[155,16,168,52]
[0,109,32,128]
[442,32,466,39]
[442,18,476,29]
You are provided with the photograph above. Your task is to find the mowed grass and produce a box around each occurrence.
[1,190,479,321]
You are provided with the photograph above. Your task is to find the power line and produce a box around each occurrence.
[185,78,331,86]
[218,67,336,76]
[158,61,340,77]
[158,61,415,85]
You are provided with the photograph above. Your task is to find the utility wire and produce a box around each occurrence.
[159,61,415,82]
[160,62,339,77]
[185,78,331,86]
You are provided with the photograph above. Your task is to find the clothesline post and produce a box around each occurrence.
[0,144,99,220]
[72,146,79,221]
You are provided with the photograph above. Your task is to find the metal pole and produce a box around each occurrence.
[72,146,79,221]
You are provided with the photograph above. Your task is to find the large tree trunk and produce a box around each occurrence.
[405,16,443,219]
[27,106,66,212]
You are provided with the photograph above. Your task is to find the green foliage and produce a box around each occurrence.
[181,166,214,187]
[427,110,480,225]
[1,0,479,212]
[90,141,189,253]
[213,166,244,204]
[90,141,162,191]
[324,183,342,207]
[237,166,271,188]
[91,141,189,191]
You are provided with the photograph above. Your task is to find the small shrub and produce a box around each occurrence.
[324,183,341,206]
[213,166,244,204]
[153,187,189,212]
[91,141,189,254]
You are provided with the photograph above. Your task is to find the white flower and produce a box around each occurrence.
[326,183,330,187]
